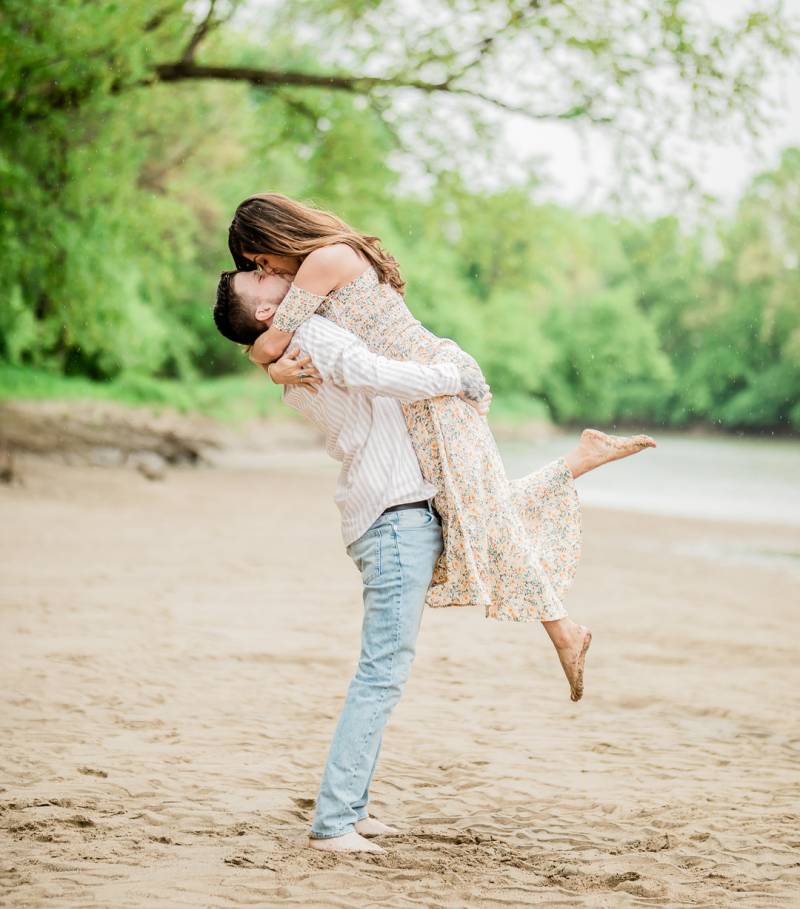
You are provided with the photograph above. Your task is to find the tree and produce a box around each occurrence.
[5,1,797,176]
[1,2,799,431]
[683,149,800,429]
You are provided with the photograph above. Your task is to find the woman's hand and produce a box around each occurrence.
[460,390,492,416]
[249,326,295,365]
[266,347,323,393]
[458,365,492,415]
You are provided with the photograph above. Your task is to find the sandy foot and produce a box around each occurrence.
[356,816,400,837]
[308,831,385,853]
[570,429,656,478]
[555,623,592,702]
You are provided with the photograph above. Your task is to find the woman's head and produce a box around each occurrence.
[228,193,405,293]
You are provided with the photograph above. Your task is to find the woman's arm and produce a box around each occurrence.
[248,246,366,365]
[249,326,297,365]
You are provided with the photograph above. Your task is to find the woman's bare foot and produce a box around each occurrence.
[308,830,385,853]
[543,617,592,701]
[355,816,400,837]
[566,428,656,479]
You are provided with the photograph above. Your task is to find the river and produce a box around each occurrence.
[500,431,800,527]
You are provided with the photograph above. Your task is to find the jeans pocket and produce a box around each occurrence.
[349,529,382,584]
[397,508,437,529]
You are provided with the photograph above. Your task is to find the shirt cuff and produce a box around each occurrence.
[438,363,462,396]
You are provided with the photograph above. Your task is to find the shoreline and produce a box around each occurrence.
[3,397,798,530]
[1,390,797,454]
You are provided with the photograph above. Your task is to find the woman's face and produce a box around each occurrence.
[243,251,301,280]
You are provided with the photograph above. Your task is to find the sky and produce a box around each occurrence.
[502,0,800,214]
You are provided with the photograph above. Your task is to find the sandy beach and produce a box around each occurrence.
[2,448,799,908]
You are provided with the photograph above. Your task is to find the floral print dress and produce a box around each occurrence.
[273,266,581,622]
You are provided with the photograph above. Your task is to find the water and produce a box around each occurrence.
[500,432,800,527]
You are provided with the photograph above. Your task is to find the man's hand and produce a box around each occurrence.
[267,347,323,393]
[249,326,295,365]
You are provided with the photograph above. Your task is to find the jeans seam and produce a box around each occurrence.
[345,523,399,800]
[392,522,403,688]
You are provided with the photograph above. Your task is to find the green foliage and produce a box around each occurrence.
[1,1,798,431]
[0,364,286,421]
[542,284,674,424]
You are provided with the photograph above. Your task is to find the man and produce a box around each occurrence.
[213,270,488,854]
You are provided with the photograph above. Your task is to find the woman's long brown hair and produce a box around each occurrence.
[228,193,405,294]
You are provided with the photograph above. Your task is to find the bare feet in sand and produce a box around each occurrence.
[566,428,656,479]
[355,816,399,837]
[308,830,385,853]
[543,618,592,702]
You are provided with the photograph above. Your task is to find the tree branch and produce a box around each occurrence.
[441,0,544,83]
[154,60,449,94]
[181,0,220,62]
[144,2,184,34]
[277,93,322,128]
[152,60,597,122]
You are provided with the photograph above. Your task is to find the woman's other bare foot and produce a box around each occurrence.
[308,830,385,853]
[355,816,400,837]
[542,617,592,702]
[566,428,656,479]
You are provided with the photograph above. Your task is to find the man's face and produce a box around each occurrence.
[233,271,291,326]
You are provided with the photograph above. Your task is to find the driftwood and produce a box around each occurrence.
[0,401,219,466]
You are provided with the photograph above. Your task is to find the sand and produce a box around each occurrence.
[2,452,799,908]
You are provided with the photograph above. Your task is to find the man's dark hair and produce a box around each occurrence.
[213,270,266,345]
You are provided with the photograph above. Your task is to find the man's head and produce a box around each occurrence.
[213,270,291,345]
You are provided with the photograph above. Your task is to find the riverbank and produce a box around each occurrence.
[3,365,798,444]
[2,451,799,908]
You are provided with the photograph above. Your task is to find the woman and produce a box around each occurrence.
[228,193,655,701]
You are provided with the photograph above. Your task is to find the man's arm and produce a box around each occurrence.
[298,317,463,403]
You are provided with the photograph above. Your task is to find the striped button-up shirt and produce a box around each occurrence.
[282,315,462,545]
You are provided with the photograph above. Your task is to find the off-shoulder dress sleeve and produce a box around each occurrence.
[271,283,328,333]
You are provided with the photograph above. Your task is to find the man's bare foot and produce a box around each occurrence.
[308,830,385,853]
[355,816,400,837]
[566,428,656,479]
[543,617,592,701]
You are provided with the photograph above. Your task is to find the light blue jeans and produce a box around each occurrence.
[310,503,443,839]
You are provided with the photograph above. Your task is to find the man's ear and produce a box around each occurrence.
[253,302,275,323]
